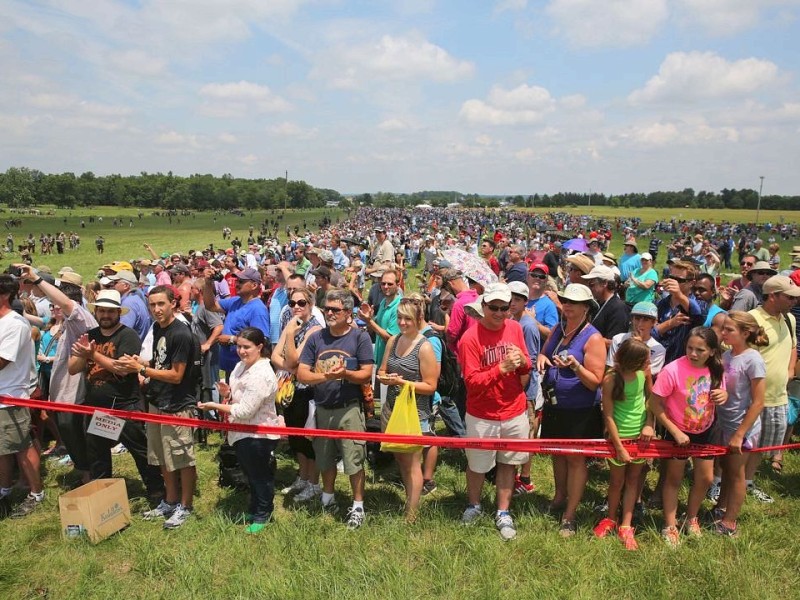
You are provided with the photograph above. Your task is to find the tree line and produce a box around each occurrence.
[1,167,797,212]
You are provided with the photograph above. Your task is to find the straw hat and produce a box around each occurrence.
[87,290,129,314]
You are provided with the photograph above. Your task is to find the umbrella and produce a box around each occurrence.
[562,238,589,252]
[442,248,498,289]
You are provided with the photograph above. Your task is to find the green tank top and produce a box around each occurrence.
[613,371,646,438]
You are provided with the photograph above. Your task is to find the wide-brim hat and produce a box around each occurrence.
[87,290,130,314]
[557,283,599,310]
[566,254,595,275]
[623,239,638,252]
[747,261,778,280]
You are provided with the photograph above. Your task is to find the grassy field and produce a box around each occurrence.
[2,204,800,599]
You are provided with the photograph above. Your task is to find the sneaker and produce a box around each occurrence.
[558,519,577,538]
[281,477,308,496]
[592,517,617,538]
[707,481,721,504]
[142,499,177,521]
[245,522,266,534]
[294,483,321,503]
[748,485,774,503]
[495,513,517,541]
[593,499,609,515]
[461,504,483,524]
[10,493,43,519]
[421,479,438,496]
[661,525,681,548]
[513,475,535,496]
[111,443,128,455]
[55,455,74,467]
[618,526,639,551]
[684,517,702,538]
[345,506,365,530]
[163,504,192,529]
[321,497,339,514]
[713,520,738,537]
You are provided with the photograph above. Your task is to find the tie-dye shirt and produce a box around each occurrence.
[652,356,724,434]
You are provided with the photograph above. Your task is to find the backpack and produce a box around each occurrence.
[422,329,464,400]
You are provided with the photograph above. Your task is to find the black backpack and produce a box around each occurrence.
[422,329,463,400]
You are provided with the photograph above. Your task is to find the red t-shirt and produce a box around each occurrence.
[457,319,531,420]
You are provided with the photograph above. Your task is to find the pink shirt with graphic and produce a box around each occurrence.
[652,356,724,434]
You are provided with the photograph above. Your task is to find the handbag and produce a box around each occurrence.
[275,371,296,407]
[380,382,423,454]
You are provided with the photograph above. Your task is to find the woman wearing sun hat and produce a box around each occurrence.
[537,283,606,537]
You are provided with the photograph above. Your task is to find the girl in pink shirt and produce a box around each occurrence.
[649,327,727,547]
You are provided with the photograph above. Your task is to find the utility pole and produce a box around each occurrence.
[756,175,764,225]
[284,170,288,211]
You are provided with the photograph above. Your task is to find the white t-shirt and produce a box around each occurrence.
[607,331,666,376]
[0,311,34,406]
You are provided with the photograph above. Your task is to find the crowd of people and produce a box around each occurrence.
[1,206,799,549]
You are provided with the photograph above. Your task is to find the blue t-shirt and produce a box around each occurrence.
[218,296,271,372]
[526,295,558,328]
[619,253,642,282]
[268,287,287,344]
[299,327,374,408]
[519,314,541,398]
[120,290,152,342]
[421,325,443,405]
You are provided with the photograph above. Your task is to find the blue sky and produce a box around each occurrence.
[1,0,799,195]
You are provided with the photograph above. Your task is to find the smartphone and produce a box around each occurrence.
[344,357,358,371]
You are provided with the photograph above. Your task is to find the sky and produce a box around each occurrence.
[1,0,799,196]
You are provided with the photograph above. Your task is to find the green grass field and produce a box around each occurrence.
[3,204,800,599]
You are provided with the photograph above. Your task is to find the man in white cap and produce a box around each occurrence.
[745,275,800,503]
[458,282,531,541]
[582,265,630,349]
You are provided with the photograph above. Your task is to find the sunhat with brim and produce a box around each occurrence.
[623,239,638,252]
[58,266,74,275]
[746,261,778,280]
[566,254,594,275]
[557,283,599,311]
[630,301,658,319]
[58,272,83,287]
[87,290,129,314]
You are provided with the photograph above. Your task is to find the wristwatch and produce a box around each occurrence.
[139,366,147,377]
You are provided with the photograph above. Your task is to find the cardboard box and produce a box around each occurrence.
[59,479,131,544]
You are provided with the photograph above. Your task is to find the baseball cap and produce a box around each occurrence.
[641,252,653,261]
[507,281,529,298]
[319,250,334,264]
[529,262,549,275]
[763,275,800,297]
[482,282,512,304]
[630,301,658,319]
[169,264,190,275]
[235,267,262,283]
[311,265,332,279]
[108,270,138,285]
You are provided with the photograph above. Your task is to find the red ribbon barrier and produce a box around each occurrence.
[3,395,798,459]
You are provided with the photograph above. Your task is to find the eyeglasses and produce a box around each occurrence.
[528,273,547,280]
[483,303,510,312]
[323,306,345,314]
[288,299,309,308]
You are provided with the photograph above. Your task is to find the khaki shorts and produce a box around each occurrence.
[146,406,196,472]
[465,411,530,473]
[312,403,366,476]
[0,406,32,456]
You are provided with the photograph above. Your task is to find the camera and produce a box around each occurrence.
[542,383,557,405]
[5,265,22,277]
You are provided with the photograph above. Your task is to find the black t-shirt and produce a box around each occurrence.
[543,252,560,279]
[146,319,197,413]
[592,295,631,341]
[85,325,142,408]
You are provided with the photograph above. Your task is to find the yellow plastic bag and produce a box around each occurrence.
[380,383,423,454]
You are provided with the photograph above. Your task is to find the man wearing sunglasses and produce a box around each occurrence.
[653,260,705,364]
[526,263,558,340]
[728,260,776,312]
[458,283,531,541]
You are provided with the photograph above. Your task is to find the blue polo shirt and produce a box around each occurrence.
[218,296,271,372]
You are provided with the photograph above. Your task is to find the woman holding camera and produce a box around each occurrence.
[537,283,606,538]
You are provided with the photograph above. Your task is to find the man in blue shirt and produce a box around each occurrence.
[525,263,558,340]
[110,270,152,341]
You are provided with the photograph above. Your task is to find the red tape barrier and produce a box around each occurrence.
[2,396,798,459]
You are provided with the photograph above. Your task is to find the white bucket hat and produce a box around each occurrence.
[557,283,599,311]
[87,290,130,314]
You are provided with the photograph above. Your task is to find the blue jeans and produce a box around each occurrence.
[234,437,278,523]
[438,396,466,437]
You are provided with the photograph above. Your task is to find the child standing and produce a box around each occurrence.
[713,312,767,536]
[594,338,654,550]
[649,327,727,547]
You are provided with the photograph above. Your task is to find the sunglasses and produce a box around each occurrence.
[561,298,584,305]
[380,282,396,287]
[670,276,692,284]
[528,273,547,280]
[483,303,510,312]
[323,306,345,314]
[740,261,755,267]
[288,299,309,308]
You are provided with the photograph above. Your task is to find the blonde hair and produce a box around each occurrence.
[398,295,426,329]
[727,311,770,347]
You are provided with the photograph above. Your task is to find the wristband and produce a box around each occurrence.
[31,277,43,286]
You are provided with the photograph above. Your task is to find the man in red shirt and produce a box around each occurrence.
[457,283,531,541]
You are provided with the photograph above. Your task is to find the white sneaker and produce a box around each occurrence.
[707,481,721,504]
[281,477,308,496]
[346,506,365,530]
[142,500,177,521]
[461,504,483,524]
[294,483,321,503]
[111,443,128,455]
[163,504,192,529]
[496,513,517,541]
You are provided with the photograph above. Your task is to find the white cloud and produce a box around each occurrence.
[621,119,740,147]
[546,0,668,47]
[460,84,555,125]
[268,121,318,139]
[218,133,238,144]
[311,32,474,90]
[675,0,798,35]
[240,154,259,166]
[495,0,528,12]
[377,118,414,131]
[629,51,780,104]
[107,49,168,77]
[198,81,292,117]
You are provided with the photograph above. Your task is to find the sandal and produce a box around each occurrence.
[771,460,783,474]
